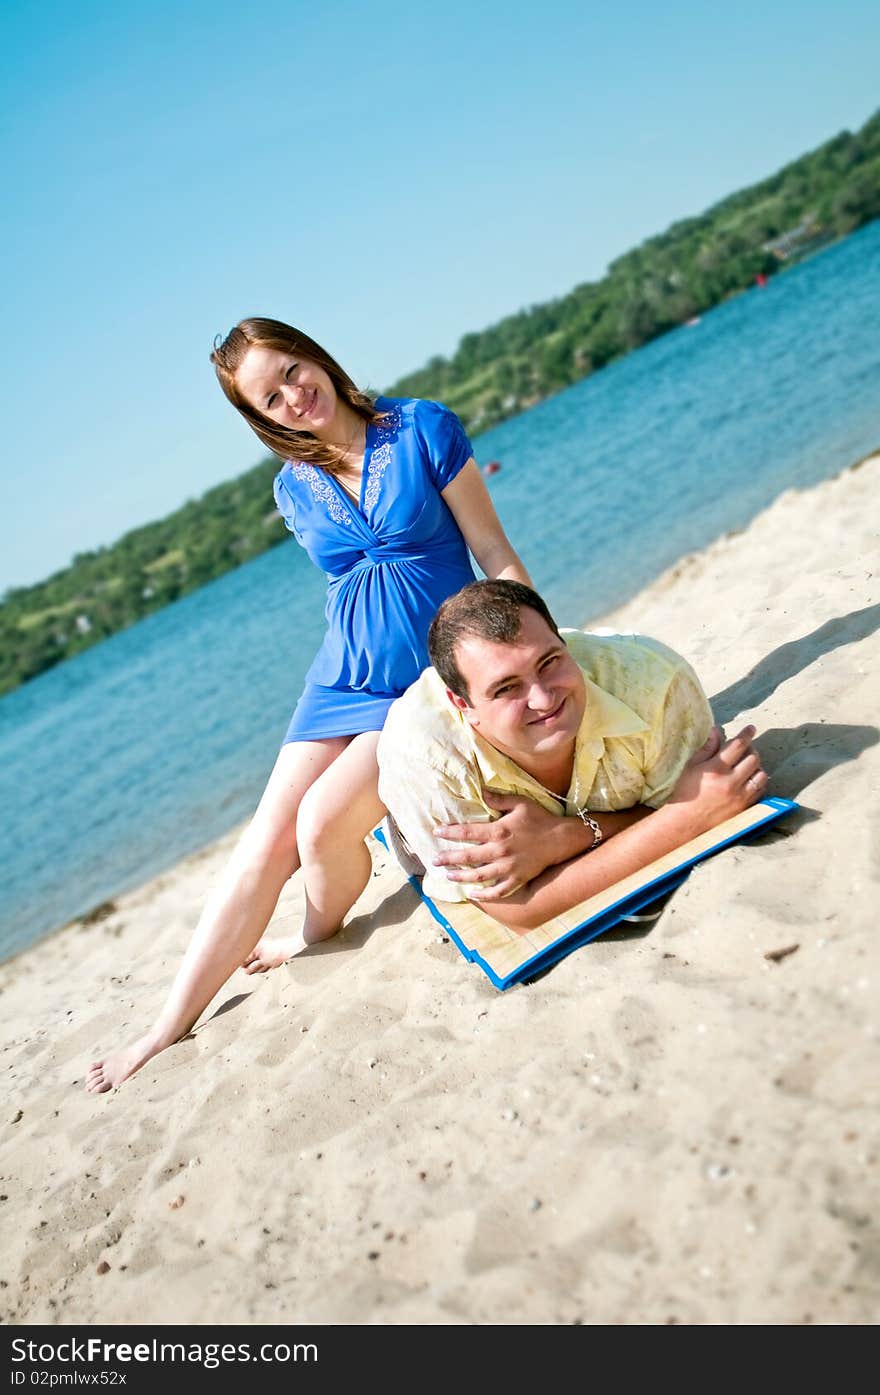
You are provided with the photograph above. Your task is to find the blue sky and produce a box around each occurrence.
[2,0,878,591]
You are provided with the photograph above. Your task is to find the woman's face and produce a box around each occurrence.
[235,345,339,437]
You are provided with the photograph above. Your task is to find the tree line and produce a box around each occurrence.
[3,108,879,696]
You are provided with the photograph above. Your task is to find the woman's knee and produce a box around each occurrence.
[237,809,299,878]
[295,783,334,862]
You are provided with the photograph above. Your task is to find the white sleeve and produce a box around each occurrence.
[378,749,497,904]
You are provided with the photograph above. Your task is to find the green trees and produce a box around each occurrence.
[0,456,288,695]
[382,109,879,437]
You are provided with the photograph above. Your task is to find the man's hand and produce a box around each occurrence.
[667,723,768,833]
[432,792,575,899]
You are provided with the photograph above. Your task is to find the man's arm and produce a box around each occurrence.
[477,725,767,932]
[640,662,714,806]
[432,794,654,898]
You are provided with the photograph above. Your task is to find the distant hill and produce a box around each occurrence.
[3,108,879,696]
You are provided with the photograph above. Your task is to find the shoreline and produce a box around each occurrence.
[1,452,878,1325]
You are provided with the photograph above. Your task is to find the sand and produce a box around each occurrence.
[1,453,878,1327]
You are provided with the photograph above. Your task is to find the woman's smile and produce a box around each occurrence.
[286,385,318,421]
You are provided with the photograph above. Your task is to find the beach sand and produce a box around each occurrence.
[2,454,878,1326]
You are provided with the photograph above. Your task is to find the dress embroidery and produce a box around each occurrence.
[292,462,353,527]
[363,406,401,513]
[290,406,401,524]
[364,442,391,511]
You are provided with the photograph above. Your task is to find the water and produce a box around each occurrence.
[2,221,879,958]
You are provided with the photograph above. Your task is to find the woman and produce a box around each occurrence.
[86,318,530,1092]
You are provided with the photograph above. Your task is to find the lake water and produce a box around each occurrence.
[2,220,879,959]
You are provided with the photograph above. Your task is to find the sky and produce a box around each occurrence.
[2,0,878,592]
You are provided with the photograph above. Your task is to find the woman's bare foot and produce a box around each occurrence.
[241,932,305,975]
[85,1032,167,1094]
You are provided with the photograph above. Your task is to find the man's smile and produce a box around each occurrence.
[528,696,568,725]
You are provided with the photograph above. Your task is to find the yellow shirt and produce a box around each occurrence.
[376,629,713,903]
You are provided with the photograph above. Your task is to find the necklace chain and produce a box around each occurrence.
[332,420,366,501]
[334,419,365,469]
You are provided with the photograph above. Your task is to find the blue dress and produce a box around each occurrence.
[273,397,477,743]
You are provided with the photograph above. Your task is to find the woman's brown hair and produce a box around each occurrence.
[210,317,386,474]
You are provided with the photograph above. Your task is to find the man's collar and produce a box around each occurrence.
[581,677,648,739]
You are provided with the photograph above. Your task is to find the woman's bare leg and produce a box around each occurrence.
[299,731,386,939]
[243,731,386,969]
[85,737,348,1093]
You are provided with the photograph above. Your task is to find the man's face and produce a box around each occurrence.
[449,608,586,767]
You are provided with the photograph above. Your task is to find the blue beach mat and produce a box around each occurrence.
[374,796,798,990]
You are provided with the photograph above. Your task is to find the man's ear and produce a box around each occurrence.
[446,688,474,720]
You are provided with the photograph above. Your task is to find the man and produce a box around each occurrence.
[377,580,767,932]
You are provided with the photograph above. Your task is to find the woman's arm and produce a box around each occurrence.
[441,460,532,584]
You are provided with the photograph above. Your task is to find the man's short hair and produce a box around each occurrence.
[428,580,562,702]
